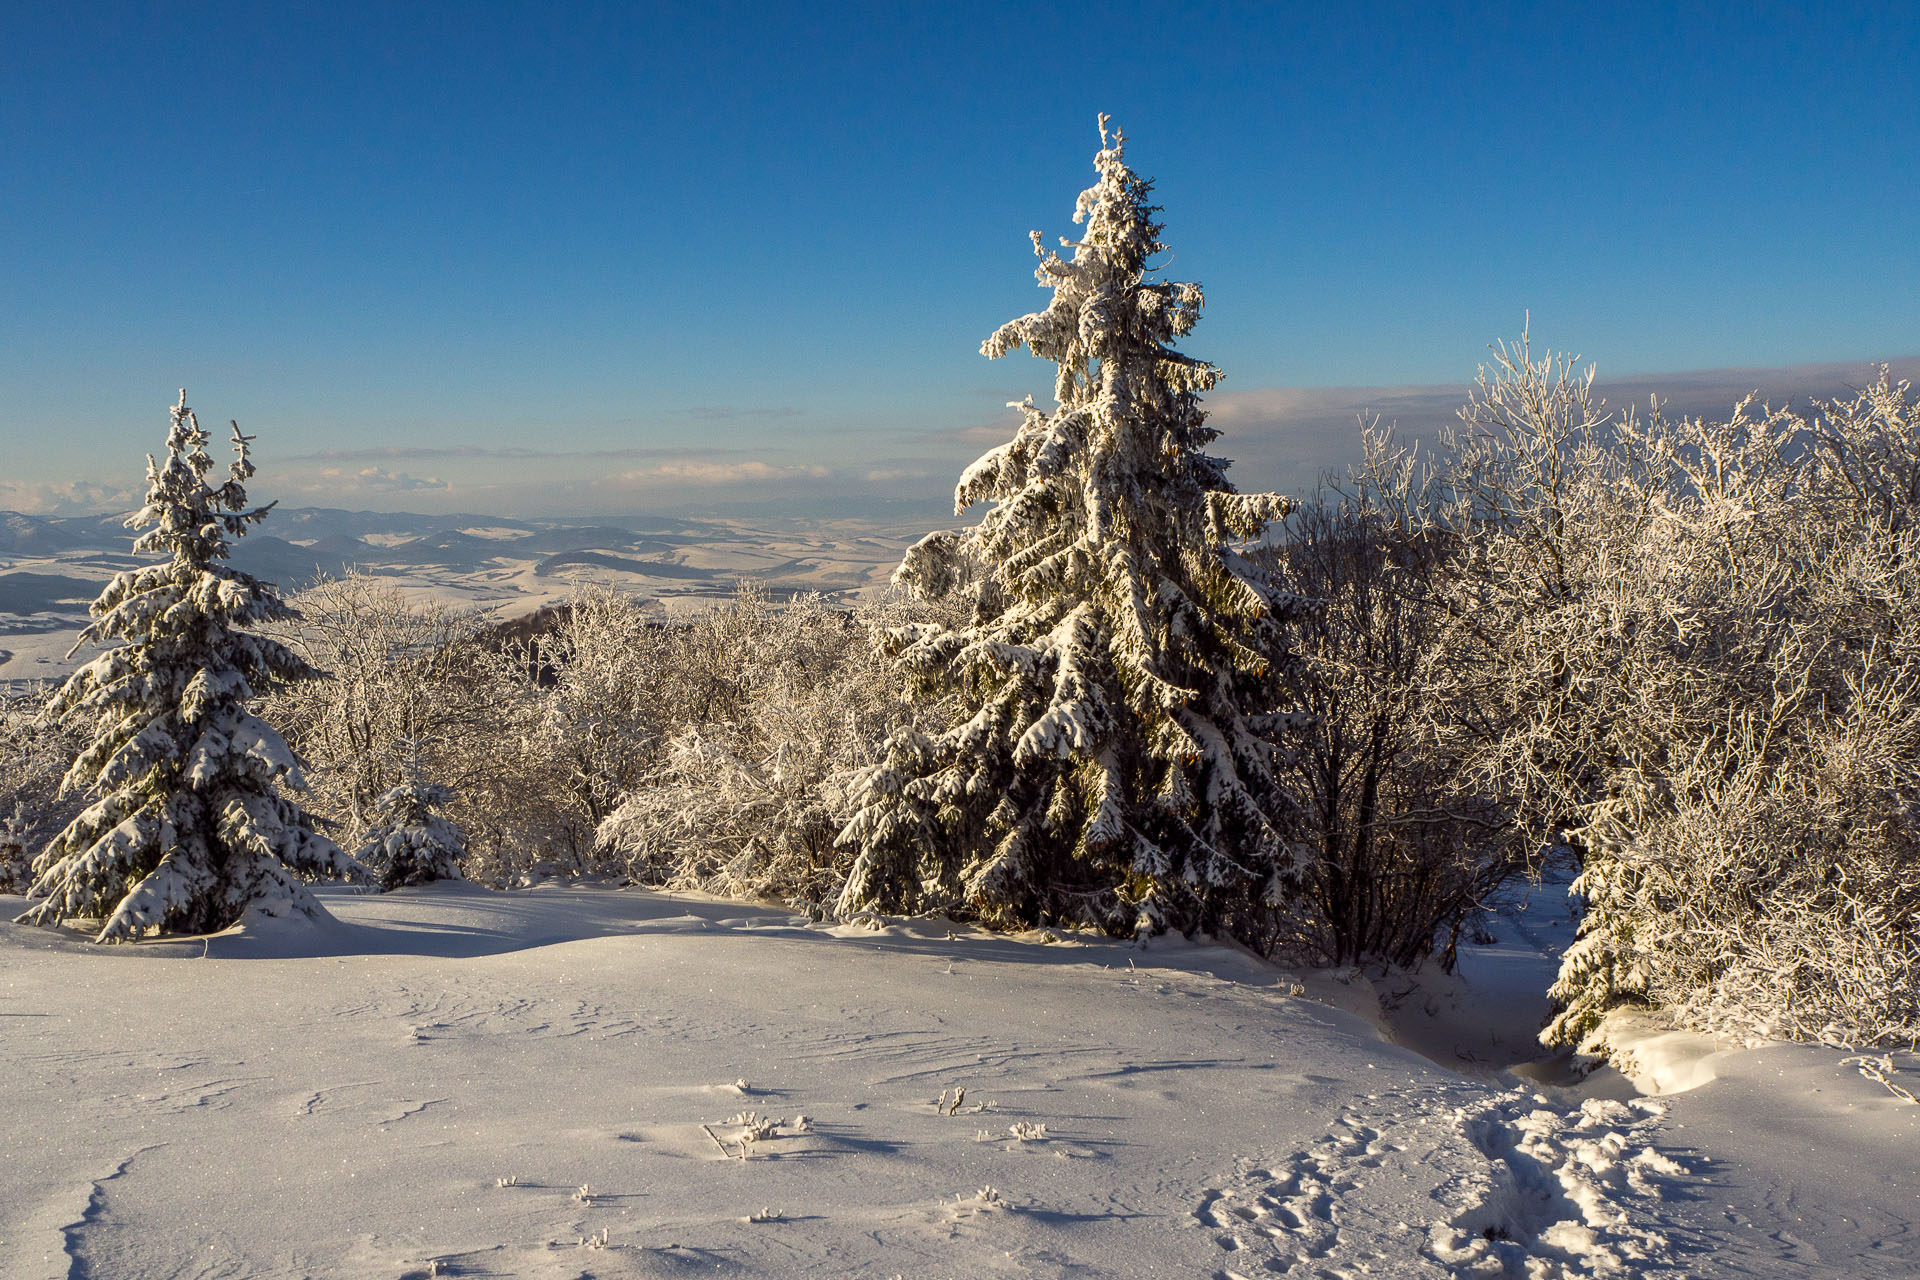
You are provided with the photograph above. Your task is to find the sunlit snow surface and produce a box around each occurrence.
[1,881,1914,1278]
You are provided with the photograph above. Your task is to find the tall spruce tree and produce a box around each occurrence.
[17,391,356,942]
[836,118,1313,939]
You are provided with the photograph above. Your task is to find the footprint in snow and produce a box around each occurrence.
[1197,1089,1693,1278]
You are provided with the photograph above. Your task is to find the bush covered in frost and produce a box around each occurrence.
[270,576,950,899]
[270,577,654,884]
[1361,336,1920,1051]
[265,573,492,839]
[0,686,79,868]
[0,805,33,895]
[595,588,950,915]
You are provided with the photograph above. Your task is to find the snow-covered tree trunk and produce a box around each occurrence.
[16,391,358,941]
[837,118,1313,940]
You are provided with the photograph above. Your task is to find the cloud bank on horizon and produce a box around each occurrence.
[7,354,1915,520]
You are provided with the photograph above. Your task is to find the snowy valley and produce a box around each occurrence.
[0,507,923,691]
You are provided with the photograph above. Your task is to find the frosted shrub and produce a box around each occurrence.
[1371,338,1920,1050]
[836,119,1312,941]
[469,584,671,877]
[1551,375,1920,1049]
[273,579,664,883]
[275,577,921,892]
[522,586,663,836]
[595,590,944,915]
[267,573,490,835]
[264,573,559,883]
[17,392,356,941]
[0,686,79,857]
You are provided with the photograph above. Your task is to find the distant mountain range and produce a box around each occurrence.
[0,507,923,685]
[0,505,937,586]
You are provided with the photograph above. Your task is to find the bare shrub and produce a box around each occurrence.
[1263,489,1520,970]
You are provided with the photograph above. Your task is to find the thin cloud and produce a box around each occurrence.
[674,406,806,422]
[17,356,1917,520]
[613,460,833,485]
[925,418,1022,450]
[293,466,452,494]
[281,444,727,464]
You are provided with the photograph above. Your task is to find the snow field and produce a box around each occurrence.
[0,882,1730,1280]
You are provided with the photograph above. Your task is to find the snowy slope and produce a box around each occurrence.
[0,882,1910,1278]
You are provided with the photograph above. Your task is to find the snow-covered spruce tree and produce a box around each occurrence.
[0,806,31,894]
[355,762,465,891]
[16,391,357,941]
[836,118,1312,941]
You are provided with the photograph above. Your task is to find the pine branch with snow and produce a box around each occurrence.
[837,118,1314,940]
[15,391,358,941]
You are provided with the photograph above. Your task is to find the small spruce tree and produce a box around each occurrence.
[0,806,30,894]
[836,118,1312,939]
[17,391,357,941]
[356,753,466,891]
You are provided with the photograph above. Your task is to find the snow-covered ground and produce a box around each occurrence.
[1,880,1914,1278]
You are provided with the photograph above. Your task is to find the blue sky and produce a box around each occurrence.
[3,1,1916,516]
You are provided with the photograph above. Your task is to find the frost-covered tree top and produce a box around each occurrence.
[839,118,1312,939]
[18,391,356,941]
